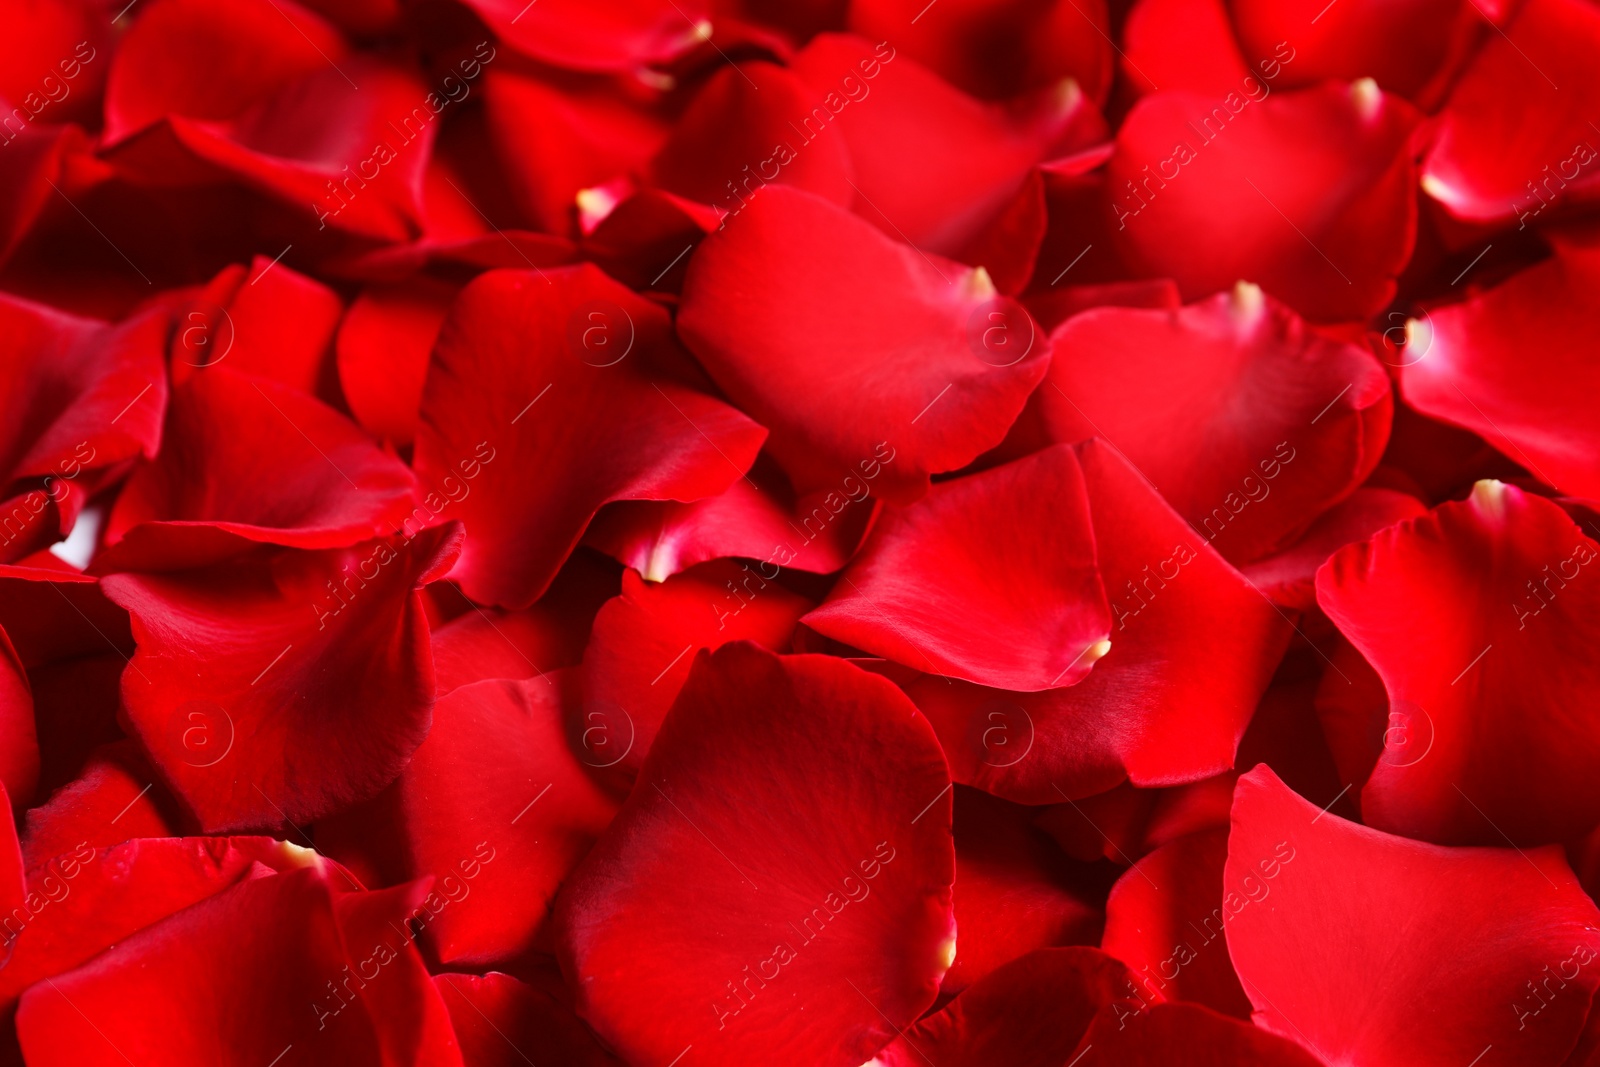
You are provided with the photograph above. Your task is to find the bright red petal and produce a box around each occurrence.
[1226,766,1600,1067]
[1317,481,1600,845]
[414,265,764,609]
[555,644,955,1067]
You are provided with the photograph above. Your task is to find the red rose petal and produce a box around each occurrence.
[0,294,168,558]
[1226,765,1600,1067]
[1099,828,1252,1019]
[1400,239,1600,500]
[1121,0,1249,97]
[650,61,854,216]
[435,972,621,1067]
[15,865,463,1067]
[317,674,620,967]
[583,454,875,582]
[335,277,456,447]
[1316,480,1600,845]
[414,264,764,609]
[805,444,1111,691]
[889,439,1287,800]
[460,0,706,73]
[846,0,1114,103]
[1109,82,1419,321]
[580,562,810,776]
[790,34,1103,255]
[1239,487,1426,610]
[1036,283,1393,563]
[0,0,108,129]
[173,257,344,399]
[20,742,181,868]
[1071,999,1326,1066]
[103,0,347,143]
[102,366,417,565]
[943,787,1103,996]
[0,780,21,919]
[0,836,331,1013]
[678,185,1049,504]
[101,525,462,831]
[1036,774,1238,865]
[555,644,955,1067]
[1422,0,1600,226]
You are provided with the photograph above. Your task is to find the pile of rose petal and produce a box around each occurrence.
[3,0,1600,1064]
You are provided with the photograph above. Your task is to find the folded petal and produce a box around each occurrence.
[414,264,764,609]
[790,34,1102,255]
[101,525,461,831]
[102,366,417,564]
[335,277,456,447]
[678,185,1048,503]
[1316,480,1600,845]
[1400,239,1600,499]
[805,444,1111,691]
[1110,82,1419,321]
[581,562,810,776]
[1239,487,1426,610]
[1037,283,1393,563]
[887,439,1287,800]
[1226,766,1600,1067]
[555,644,955,1067]
[1422,0,1600,225]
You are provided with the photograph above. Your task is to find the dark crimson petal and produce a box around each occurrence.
[580,562,810,776]
[678,186,1048,504]
[1120,0,1249,97]
[428,552,619,693]
[1109,82,1419,322]
[943,787,1103,996]
[1422,0,1600,225]
[1240,487,1426,610]
[173,257,344,398]
[1035,774,1237,865]
[1228,0,1480,102]
[650,61,854,215]
[1036,283,1393,563]
[0,294,168,557]
[1226,766,1600,1067]
[805,444,1111,691]
[846,0,1113,103]
[26,651,123,798]
[583,455,874,582]
[459,0,706,72]
[335,277,457,447]
[1400,239,1600,499]
[0,836,332,1013]
[435,972,621,1067]
[789,34,1104,255]
[890,439,1287,800]
[1099,828,1251,1018]
[102,366,417,563]
[20,742,181,868]
[0,566,130,668]
[874,946,1129,1067]
[555,644,955,1067]
[1317,481,1600,845]
[103,0,348,142]
[317,674,620,967]
[14,865,463,1067]
[1071,1000,1326,1066]
[101,525,462,831]
[0,624,35,803]
[414,265,764,609]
